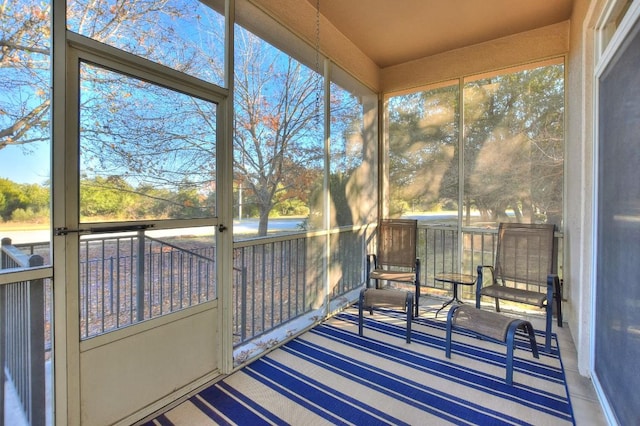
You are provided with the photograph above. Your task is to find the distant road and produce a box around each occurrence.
[2,218,307,245]
[2,229,51,245]
[2,213,471,244]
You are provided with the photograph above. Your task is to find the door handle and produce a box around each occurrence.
[218,224,227,232]
[55,224,153,236]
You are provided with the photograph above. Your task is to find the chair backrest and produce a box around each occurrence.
[376,219,418,269]
[494,222,556,286]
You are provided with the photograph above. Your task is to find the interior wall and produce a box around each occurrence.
[246,0,380,91]
[380,21,570,93]
[247,0,594,380]
[567,0,597,377]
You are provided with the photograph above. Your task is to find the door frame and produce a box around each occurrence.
[52,30,233,425]
[590,0,640,424]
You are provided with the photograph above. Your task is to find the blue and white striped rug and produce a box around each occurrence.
[146,308,574,425]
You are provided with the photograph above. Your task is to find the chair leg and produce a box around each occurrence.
[544,303,552,352]
[555,278,563,327]
[506,342,514,385]
[445,306,459,358]
[548,274,563,327]
[524,322,539,359]
[544,276,555,352]
[506,320,539,385]
[358,288,365,337]
[475,265,483,309]
[405,292,413,343]
[505,320,522,386]
[556,295,563,327]
[414,259,421,317]
[414,281,420,317]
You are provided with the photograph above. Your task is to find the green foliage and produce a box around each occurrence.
[11,207,49,223]
[0,178,49,222]
[388,86,460,210]
[388,63,564,226]
[389,199,409,218]
[78,176,216,221]
[272,198,309,217]
[464,65,564,224]
[170,187,206,219]
[0,175,219,223]
[80,176,136,219]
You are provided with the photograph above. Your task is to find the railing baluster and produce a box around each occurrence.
[0,238,45,425]
[272,242,276,322]
[1,279,5,424]
[84,243,90,337]
[286,239,292,319]
[137,232,145,322]
[250,246,255,337]
[115,240,121,329]
[261,245,266,334]
[240,248,247,341]
[179,250,184,309]
[294,238,300,316]
[129,238,134,325]
[100,240,105,332]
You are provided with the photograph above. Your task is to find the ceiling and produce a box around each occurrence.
[308,0,574,68]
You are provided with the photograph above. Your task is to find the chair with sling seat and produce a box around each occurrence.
[475,222,563,352]
[366,219,421,317]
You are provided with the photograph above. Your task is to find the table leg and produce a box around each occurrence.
[435,283,460,317]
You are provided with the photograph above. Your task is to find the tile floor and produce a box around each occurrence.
[533,313,607,426]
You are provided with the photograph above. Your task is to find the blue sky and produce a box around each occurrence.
[0,143,50,185]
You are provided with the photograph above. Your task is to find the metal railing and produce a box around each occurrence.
[0,222,563,425]
[2,222,563,356]
[79,233,216,339]
[232,227,370,346]
[417,224,563,300]
[1,237,46,426]
[232,234,310,344]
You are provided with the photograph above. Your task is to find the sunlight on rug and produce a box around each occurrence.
[144,307,574,425]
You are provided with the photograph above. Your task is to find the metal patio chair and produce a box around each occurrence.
[366,219,421,317]
[475,222,563,351]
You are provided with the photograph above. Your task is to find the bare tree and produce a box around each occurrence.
[387,65,563,225]
[233,29,323,235]
[4,1,327,230]
[1,2,51,151]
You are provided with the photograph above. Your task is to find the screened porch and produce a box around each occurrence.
[2,0,639,425]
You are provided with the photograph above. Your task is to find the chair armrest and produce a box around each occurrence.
[547,273,563,326]
[547,273,560,292]
[476,265,494,289]
[366,254,377,285]
[366,254,377,269]
[546,274,561,301]
[475,265,494,308]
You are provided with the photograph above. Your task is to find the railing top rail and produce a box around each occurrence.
[417,223,563,238]
[1,238,44,268]
[233,224,373,248]
[144,235,215,262]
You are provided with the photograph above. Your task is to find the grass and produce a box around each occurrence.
[1,221,49,231]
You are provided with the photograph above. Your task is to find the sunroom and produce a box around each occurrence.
[1,0,639,424]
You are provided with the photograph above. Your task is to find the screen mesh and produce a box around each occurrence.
[596,14,640,425]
